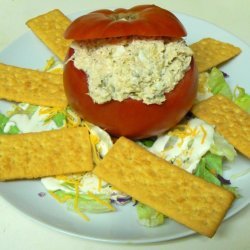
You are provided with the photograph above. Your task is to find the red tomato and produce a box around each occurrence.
[64,48,198,139]
[64,5,187,40]
[63,5,198,139]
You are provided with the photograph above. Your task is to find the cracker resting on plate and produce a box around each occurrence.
[93,137,235,237]
[190,38,241,72]
[26,9,72,61]
[192,94,250,158]
[0,127,93,181]
[0,63,67,108]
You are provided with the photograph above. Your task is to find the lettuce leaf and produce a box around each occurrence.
[195,153,238,198]
[194,157,221,186]
[0,113,20,134]
[139,137,157,148]
[136,202,165,227]
[210,132,237,161]
[207,68,233,99]
[233,86,250,113]
[52,190,113,213]
[204,152,223,176]
[8,103,38,118]
[0,113,9,133]
[52,112,66,127]
[206,68,250,113]
[7,125,20,134]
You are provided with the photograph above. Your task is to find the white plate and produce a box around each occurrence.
[0,9,250,244]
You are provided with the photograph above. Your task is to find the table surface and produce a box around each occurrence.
[0,0,249,249]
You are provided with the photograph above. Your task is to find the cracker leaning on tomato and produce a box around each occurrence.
[63,5,198,139]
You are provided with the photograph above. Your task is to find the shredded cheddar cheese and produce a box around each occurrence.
[43,57,56,72]
[168,124,198,147]
[83,122,102,165]
[39,106,65,124]
[74,181,90,221]
[87,191,115,211]
[49,191,72,203]
[169,124,198,138]
[200,125,207,144]
[65,108,82,128]
[98,178,102,192]
[43,57,63,74]
[209,168,217,175]
[52,174,90,221]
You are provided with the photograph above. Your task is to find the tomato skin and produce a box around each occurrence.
[64,5,187,40]
[64,48,198,139]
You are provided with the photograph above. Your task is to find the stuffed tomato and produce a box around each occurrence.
[63,5,198,139]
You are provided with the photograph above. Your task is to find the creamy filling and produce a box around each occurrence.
[70,37,193,105]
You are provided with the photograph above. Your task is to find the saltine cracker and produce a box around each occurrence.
[0,63,67,108]
[192,94,250,158]
[93,137,235,237]
[26,9,72,61]
[190,38,241,72]
[0,127,93,180]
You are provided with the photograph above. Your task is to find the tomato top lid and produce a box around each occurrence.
[64,5,187,40]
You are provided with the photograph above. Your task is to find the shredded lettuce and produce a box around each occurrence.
[43,57,56,72]
[210,132,237,161]
[0,113,20,134]
[43,56,63,73]
[207,68,233,99]
[7,124,20,134]
[52,190,113,213]
[52,112,66,127]
[203,152,223,176]
[9,103,38,118]
[0,113,9,133]
[136,202,165,227]
[194,156,221,186]
[139,137,157,148]
[203,68,250,113]
[233,86,250,113]
[40,107,67,128]
[195,152,238,197]
[148,118,215,173]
